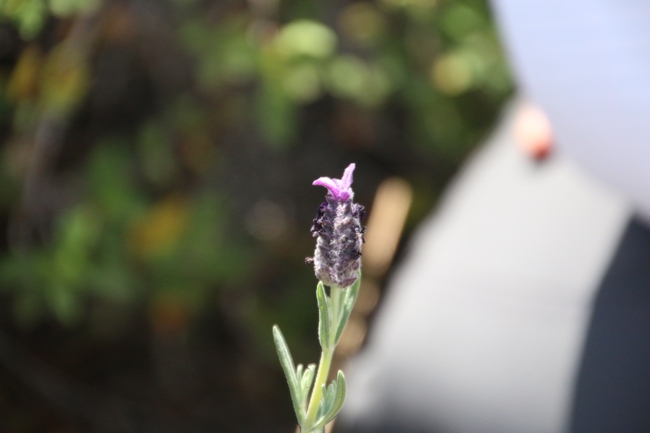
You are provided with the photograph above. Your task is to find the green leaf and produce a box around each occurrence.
[316,281,331,349]
[312,370,347,430]
[317,379,338,420]
[316,383,328,420]
[300,363,316,406]
[272,325,304,425]
[329,371,347,422]
[333,273,361,344]
[296,363,304,381]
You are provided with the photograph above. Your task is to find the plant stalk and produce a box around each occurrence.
[303,347,334,430]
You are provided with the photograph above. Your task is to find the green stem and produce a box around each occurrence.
[302,284,351,432]
[304,347,334,430]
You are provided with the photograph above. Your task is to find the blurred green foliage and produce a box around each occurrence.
[0,0,511,341]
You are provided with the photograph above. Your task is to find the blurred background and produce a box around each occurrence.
[0,0,512,431]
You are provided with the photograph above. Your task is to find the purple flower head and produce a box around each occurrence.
[307,164,365,288]
[312,163,355,201]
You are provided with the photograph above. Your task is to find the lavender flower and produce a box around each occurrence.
[273,163,364,432]
[307,163,365,288]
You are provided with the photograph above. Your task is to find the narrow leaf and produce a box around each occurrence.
[272,325,305,425]
[322,380,337,417]
[296,364,304,382]
[300,364,316,407]
[334,274,361,345]
[313,371,347,430]
[316,282,331,349]
[330,371,347,419]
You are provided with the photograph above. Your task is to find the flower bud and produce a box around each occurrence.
[307,164,365,288]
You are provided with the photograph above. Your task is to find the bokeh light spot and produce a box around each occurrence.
[432,51,473,95]
[275,20,337,59]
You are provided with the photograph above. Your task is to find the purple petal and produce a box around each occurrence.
[313,163,356,201]
[340,163,355,190]
[313,177,343,199]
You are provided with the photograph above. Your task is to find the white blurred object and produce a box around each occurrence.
[340,102,631,433]
[491,0,650,220]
